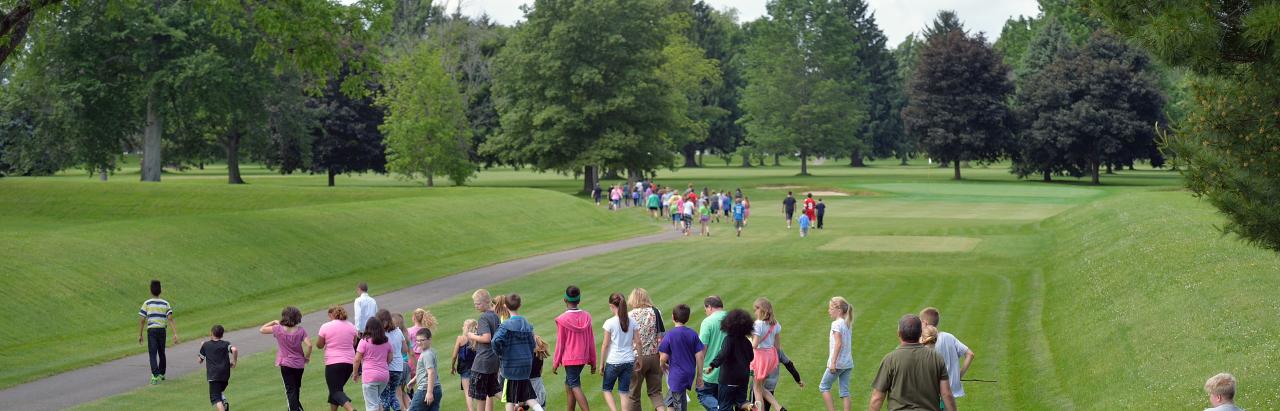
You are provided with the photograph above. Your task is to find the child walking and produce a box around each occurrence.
[379,310,412,411]
[600,293,636,411]
[466,289,503,411]
[408,309,438,378]
[492,294,544,411]
[452,320,479,411]
[798,214,810,238]
[705,309,754,411]
[750,298,785,411]
[408,328,442,411]
[732,198,746,237]
[530,336,550,410]
[658,304,704,411]
[699,200,712,237]
[820,297,855,411]
[355,317,394,411]
[198,325,238,411]
[552,285,596,411]
[139,280,179,384]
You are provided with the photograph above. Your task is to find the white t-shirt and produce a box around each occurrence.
[753,321,780,349]
[683,201,695,216]
[935,331,971,397]
[602,316,636,364]
[829,318,854,369]
[386,328,406,372]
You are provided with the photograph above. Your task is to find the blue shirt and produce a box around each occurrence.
[732,204,745,221]
[799,214,810,228]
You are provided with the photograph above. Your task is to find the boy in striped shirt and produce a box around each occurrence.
[139,280,179,384]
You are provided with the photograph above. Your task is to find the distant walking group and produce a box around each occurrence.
[781,192,825,238]
[597,181,754,238]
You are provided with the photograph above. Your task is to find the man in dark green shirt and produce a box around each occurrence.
[869,314,957,411]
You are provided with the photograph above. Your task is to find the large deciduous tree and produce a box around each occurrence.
[378,42,473,186]
[311,70,386,187]
[903,12,1013,180]
[831,0,899,167]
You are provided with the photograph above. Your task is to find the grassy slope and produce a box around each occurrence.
[0,180,654,388]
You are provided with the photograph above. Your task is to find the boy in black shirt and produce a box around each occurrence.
[198,325,238,411]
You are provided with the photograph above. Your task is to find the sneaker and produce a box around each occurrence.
[159,374,165,381]
[149,375,159,385]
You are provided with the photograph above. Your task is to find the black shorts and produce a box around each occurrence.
[504,378,537,404]
[470,372,501,399]
[785,210,794,219]
[208,380,229,405]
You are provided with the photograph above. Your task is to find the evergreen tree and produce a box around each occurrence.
[692,3,747,167]
[310,69,386,186]
[1015,17,1071,81]
[904,13,1013,180]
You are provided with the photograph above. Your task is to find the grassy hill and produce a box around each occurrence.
[0,180,654,388]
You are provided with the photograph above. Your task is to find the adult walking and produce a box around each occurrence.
[260,306,312,411]
[627,288,667,411]
[868,314,956,411]
[782,192,796,229]
[815,199,825,229]
[696,296,727,411]
[316,306,358,411]
[355,282,378,335]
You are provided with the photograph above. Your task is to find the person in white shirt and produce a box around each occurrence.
[1204,373,1244,411]
[353,282,378,334]
[919,308,975,399]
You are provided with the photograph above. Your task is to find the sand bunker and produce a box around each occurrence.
[809,191,848,197]
[819,236,982,253]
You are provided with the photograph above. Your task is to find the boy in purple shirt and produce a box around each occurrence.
[659,304,705,411]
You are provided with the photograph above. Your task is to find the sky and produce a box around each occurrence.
[434,0,1042,44]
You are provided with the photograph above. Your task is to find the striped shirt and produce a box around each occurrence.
[139,298,172,329]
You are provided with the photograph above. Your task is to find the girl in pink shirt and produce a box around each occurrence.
[355,317,393,411]
[317,306,358,411]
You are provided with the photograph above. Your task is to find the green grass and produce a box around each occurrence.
[0,180,654,388]
[13,160,1277,410]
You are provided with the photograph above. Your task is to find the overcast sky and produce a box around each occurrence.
[436,0,1041,44]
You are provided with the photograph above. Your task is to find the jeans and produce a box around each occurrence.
[601,362,634,392]
[564,365,584,388]
[362,382,388,411]
[409,384,442,411]
[696,381,719,411]
[819,367,853,398]
[381,371,404,410]
[146,328,167,376]
[281,366,305,411]
[715,383,747,411]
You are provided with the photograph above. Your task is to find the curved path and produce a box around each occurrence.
[0,231,679,411]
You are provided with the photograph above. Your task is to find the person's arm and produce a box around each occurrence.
[198,345,205,364]
[138,317,146,345]
[315,334,327,350]
[168,313,179,344]
[960,348,975,379]
[352,352,364,382]
[259,320,279,334]
[829,330,842,372]
[230,346,239,368]
[400,336,410,358]
[451,337,463,375]
[599,330,612,367]
[694,348,706,388]
[424,366,437,404]
[868,388,886,411]
[303,336,314,363]
[659,352,670,374]
[940,380,957,411]
[492,325,508,355]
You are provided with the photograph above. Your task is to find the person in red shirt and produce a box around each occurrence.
[803,193,817,227]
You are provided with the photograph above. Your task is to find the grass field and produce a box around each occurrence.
[8,160,1278,410]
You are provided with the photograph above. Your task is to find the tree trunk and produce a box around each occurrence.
[198,162,204,170]
[140,90,163,182]
[757,156,765,167]
[327,169,336,187]
[850,148,867,167]
[953,160,962,180]
[698,151,704,167]
[772,154,781,166]
[427,173,434,187]
[800,149,809,175]
[900,152,909,166]
[224,130,244,184]
[1091,160,1101,185]
[1042,169,1052,182]
[582,165,597,193]
[99,166,109,181]
[1105,163,1114,174]
[682,145,698,168]
[741,152,752,168]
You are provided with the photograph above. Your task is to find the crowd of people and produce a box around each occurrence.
[593,181,828,239]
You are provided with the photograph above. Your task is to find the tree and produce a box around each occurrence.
[1091,0,1280,251]
[379,42,473,186]
[831,0,899,166]
[995,15,1037,71]
[1010,17,1073,181]
[903,13,1013,180]
[486,0,678,192]
[1014,17,1071,81]
[661,1,724,169]
[691,2,747,167]
[891,34,921,164]
[0,0,62,67]
[310,70,386,186]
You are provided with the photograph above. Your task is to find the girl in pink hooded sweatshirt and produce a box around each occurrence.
[553,285,597,410]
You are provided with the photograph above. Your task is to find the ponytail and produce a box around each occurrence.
[830,296,854,326]
[610,293,630,332]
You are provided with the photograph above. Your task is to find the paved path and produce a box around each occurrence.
[0,231,678,411]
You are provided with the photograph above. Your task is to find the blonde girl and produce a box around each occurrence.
[820,297,855,411]
[493,295,512,323]
[452,319,479,411]
[750,298,784,411]
[407,309,438,378]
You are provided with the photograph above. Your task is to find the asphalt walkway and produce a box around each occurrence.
[0,231,677,411]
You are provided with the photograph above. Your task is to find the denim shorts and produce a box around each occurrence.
[601,362,634,392]
[819,367,853,398]
[564,365,584,388]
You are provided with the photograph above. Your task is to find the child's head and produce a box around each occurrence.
[493,294,511,319]
[628,288,654,309]
[149,280,162,297]
[414,327,433,349]
[672,304,691,325]
[506,293,523,313]
[364,317,388,344]
[919,307,940,327]
[920,324,939,347]
[376,309,395,332]
[753,298,775,324]
[609,292,630,331]
[829,296,854,325]
[392,313,406,332]
[720,308,754,338]
[472,289,492,312]
[533,335,550,360]
[412,308,438,330]
[211,324,225,339]
[564,285,582,308]
[463,319,478,348]
[327,305,348,321]
[280,306,303,327]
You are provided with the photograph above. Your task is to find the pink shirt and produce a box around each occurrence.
[318,320,358,365]
[407,325,423,373]
[357,338,393,384]
[272,325,308,369]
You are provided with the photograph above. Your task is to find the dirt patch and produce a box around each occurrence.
[757,185,805,190]
[809,191,849,197]
[819,236,982,253]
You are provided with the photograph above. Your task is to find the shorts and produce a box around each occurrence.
[665,389,689,410]
[469,371,501,399]
[700,215,710,223]
[819,367,853,398]
[504,378,537,404]
[564,365,585,388]
[683,214,693,224]
[734,220,744,229]
[530,377,547,406]
[786,210,794,219]
[208,380,229,405]
[649,206,659,211]
[601,362,634,392]
[409,384,442,411]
